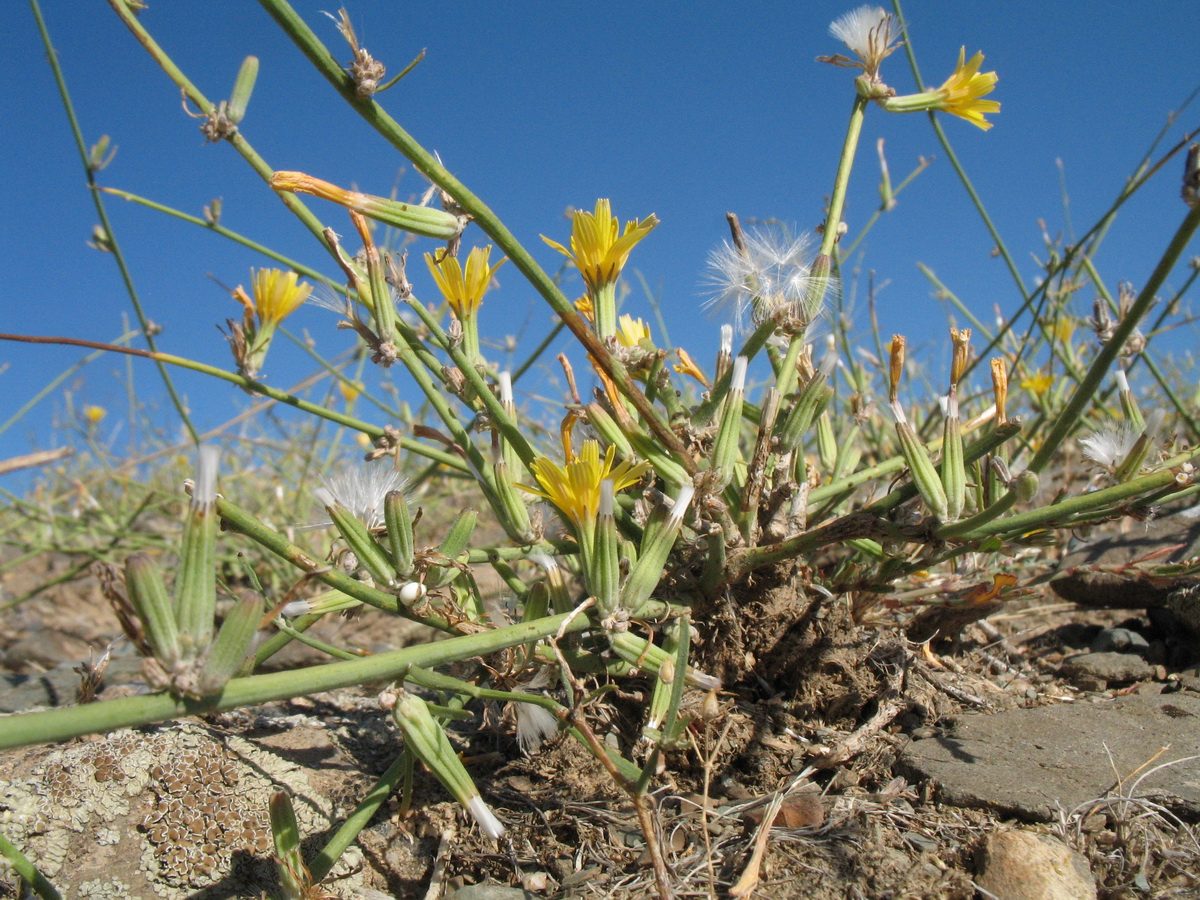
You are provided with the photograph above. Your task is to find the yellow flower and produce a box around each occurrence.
[425,245,506,319]
[1021,372,1054,396]
[933,48,1000,131]
[519,440,651,529]
[615,314,651,348]
[83,405,106,424]
[542,200,659,293]
[247,268,311,325]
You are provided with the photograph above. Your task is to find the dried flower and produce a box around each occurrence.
[1080,422,1141,470]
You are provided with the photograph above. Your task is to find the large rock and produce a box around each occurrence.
[898,693,1200,822]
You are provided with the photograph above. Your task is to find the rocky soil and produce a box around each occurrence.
[2,508,1199,899]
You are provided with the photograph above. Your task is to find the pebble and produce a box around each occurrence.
[1060,652,1155,685]
[446,886,534,900]
[975,829,1097,900]
[1089,627,1149,655]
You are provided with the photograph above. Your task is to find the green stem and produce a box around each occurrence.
[0,603,668,750]
[0,332,466,472]
[1027,202,1200,475]
[947,449,1199,542]
[819,95,868,260]
[0,830,61,900]
[97,187,344,291]
[255,0,695,473]
[105,0,331,248]
[33,0,197,443]
[308,751,408,882]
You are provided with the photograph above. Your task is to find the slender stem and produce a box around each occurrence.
[0,603,670,750]
[105,0,331,247]
[948,450,1199,542]
[97,187,343,291]
[255,0,695,472]
[33,0,198,442]
[0,831,61,900]
[309,751,408,882]
[0,332,466,471]
[1027,203,1200,475]
[819,95,868,260]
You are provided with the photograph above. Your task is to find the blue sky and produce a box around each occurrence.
[3,2,1198,470]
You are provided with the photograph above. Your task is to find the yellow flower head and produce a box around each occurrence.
[1021,372,1054,396]
[83,405,106,424]
[425,245,506,319]
[934,48,1000,131]
[542,200,659,293]
[615,314,652,348]
[519,439,651,529]
[247,268,312,325]
[574,295,594,323]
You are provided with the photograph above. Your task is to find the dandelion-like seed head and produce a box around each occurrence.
[1079,422,1141,471]
[704,227,830,335]
[825,6,901,81]
[318,461,410,529]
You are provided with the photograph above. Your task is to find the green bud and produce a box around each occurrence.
[492,460,534,543]
[522,581,550,623]
[318,488,397,587]
[621,485,694,611]
[384,489,416,578]
[1012,470,1039,503]
[941,408,966,521]
[196,592,263,696]
[591,481,621,619]
[777,380,833,449]
[609,630,721,692]
[711,356,747,489]
[390,691,504,839]
[816,411,837,473]
[269,792,312,899]
[891,405,947,519]
[586,402,636,458]
[125,553,180,667]
[530,555,571,614]
[176,445,220,657]
[227,56,259,124]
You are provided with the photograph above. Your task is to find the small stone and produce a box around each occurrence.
[1072,674,1107,693]
[976,829,1096,900]
[1090,627,1149,655]
[1060,652,1155,685]
[446,885,532,900]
